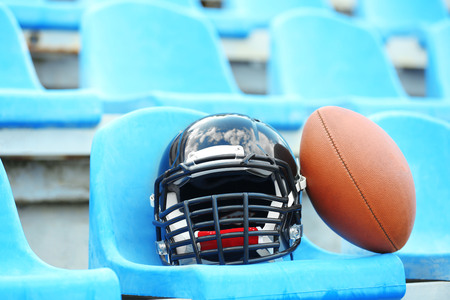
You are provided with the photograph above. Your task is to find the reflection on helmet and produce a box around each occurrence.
[153,114,305,265]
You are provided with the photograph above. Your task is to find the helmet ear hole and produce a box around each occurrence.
[274,144,297,177]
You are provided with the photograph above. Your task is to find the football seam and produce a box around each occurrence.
[316,110,398,251]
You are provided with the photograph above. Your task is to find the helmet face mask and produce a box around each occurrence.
[153,114,305,265]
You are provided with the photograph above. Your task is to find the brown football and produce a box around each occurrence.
[299,106,415,253]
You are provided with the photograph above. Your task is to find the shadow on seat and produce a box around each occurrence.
[344,111,450,280]
[424,20,450,98]
[89,106,406,299]
[0,159,121,299]
[268,9,407,98]
[0,4,101,128]
[354,0,449,42]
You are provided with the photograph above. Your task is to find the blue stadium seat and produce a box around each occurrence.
[0,159,121,299]
[354,0,449,42]
[80,1,344,128]
[424,20,450,98]
[0,4,102,127]
[0,0,201,29]
[124,92,450,131]
[141,92,356,130]
[89,106,407,299]
[0,3,42,90]
[344,111,450,280]
[268,9,407,98]
[80,0,240,101]
[202,0,332,38]
[0,0,88,29]
[351,97,450,124]
[0,90,102,128]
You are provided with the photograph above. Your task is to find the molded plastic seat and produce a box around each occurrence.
[0,0,200,29]
[0,89,102,128]
[111,92,450,131]
[0,0,89,29]
[0,159,121,299]
[350,97,450,124]
[89,106,406,299]
[202,0,332,38]
[424,20,450,98]
[80,0,240,101]
[134,91,355,130]
[268,10,407,98]
[354,0,449,41]
[344,112,450,280]
[0,4,101,127]
[0,4,42,90]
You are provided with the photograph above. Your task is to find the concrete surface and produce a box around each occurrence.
[17,202,89,270]
[4,158,90,203]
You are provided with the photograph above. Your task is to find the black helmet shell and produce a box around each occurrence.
[163,114,298,177]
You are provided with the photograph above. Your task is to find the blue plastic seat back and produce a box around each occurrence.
[0,0,88,29]
[80,0,239,97]
[425,20,450,98]
[202,0,331,37]
[225,0,331,18]
[0,4,42,89]
[370,112,450,254]
[0,0,201,29]
[0,159,122,298]
[90,107,409,299]
[355,0,449,38]
[90,107,207,266]
[172,0,202,8]
[0,160,43,271]
[0,0,88,4]
[269,10,406,98]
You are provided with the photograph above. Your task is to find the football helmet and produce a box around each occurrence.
[152,113,306,265]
